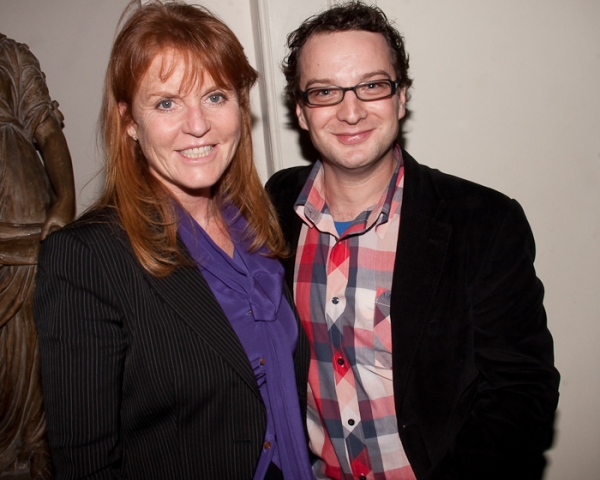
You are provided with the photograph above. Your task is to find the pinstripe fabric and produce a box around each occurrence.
[33,208,309,479]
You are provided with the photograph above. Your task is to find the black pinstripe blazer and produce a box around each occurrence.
[33,208,310,480]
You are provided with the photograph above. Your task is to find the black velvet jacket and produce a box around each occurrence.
[266,151,559,480]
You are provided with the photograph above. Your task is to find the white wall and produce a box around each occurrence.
[1,1,598,478]
[374,2,600,477]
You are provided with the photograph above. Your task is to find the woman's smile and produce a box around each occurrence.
[125,50,242,207]
[179,145,214,159]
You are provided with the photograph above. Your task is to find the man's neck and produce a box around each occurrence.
[321,156,396,222]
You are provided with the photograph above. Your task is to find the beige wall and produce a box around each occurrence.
[1,1,599,478]
[377,3,600,476]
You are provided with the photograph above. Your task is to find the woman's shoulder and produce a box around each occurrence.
[38,206,139,277]
[44,206,127,251]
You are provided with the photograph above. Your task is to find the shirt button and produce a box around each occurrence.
[348,419,355,426]
[332,297,339,304]
[337,358,345,366]
[263,441,271,450]
[260,358,265,366]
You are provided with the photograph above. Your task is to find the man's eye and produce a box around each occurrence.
[359,81,390,97]
[315,88,333,97]
[308,88,337,102]
[365,82,385,91]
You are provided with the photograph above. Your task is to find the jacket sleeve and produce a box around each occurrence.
[34,229,126,479]
[426,200,559,480]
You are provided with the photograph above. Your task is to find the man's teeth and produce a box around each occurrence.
[181,146,213,158]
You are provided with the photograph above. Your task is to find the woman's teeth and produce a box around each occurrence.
[180,145,213,158]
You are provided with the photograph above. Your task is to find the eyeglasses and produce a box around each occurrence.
[300,79,399,107]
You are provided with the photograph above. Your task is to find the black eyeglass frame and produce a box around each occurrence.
[299,79,400,107]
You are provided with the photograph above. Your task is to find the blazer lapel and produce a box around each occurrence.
[390,153,451,406]
[143,259,261,399]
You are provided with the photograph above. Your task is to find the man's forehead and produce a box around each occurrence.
[298,30,394,84]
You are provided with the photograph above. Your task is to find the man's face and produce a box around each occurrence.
[296,30,406,174]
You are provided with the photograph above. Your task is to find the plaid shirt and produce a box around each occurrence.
[293,148,416,480]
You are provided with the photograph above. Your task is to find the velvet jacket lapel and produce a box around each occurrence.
[389,153,451,410]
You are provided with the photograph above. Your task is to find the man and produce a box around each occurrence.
[265,2,560,479]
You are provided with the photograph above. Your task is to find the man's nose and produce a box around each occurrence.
[336,90,367,124]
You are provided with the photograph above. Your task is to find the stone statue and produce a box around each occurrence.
[0,33,75,479]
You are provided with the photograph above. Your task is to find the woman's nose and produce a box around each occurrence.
[183,106,210,137]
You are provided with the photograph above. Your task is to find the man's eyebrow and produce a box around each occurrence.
[303,70,393,89]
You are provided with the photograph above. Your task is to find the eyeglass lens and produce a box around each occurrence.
[305,80,394,106]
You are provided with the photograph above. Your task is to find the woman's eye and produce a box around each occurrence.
[157,99,173,110]
[207,93,226,104]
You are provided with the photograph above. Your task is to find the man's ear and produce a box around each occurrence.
[119,102,138,140]
[398,87,407,121]
[296,102,309,131]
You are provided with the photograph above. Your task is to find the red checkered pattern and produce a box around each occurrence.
[293,149,416,479]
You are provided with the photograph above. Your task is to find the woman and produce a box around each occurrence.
[33,2,314,479]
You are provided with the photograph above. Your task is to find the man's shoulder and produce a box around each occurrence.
[266,165,313,194]
[404,151,517,217]
[265,164,314,214]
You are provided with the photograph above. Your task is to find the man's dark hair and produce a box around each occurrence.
[282,1,413,103]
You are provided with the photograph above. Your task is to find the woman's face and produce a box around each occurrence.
[124,51,242,210]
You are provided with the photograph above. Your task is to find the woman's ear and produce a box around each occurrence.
[119,102,138,141]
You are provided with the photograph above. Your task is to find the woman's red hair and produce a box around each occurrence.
[97,0,285,276]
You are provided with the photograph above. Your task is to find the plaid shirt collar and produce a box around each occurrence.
[294,145,404,239]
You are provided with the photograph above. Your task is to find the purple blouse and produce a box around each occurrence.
[177,204,314,480]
